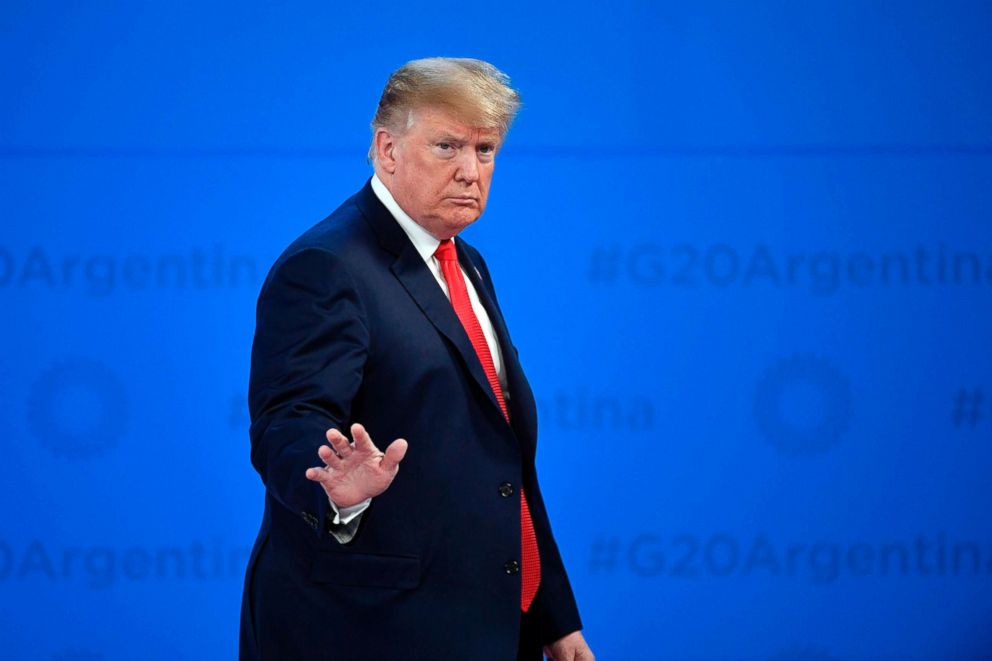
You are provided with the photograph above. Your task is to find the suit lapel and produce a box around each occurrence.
[457,243,538,447]
[354,179,507,422]
[389,249,507,419]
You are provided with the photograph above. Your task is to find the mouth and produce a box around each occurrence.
[446,197,479,206]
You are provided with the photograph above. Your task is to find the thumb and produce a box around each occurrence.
[380,438,408,472]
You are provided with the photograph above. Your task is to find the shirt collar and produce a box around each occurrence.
[370,173,441,264]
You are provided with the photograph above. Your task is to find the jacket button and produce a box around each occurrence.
[498,482,514,498]
[504,559,520,575]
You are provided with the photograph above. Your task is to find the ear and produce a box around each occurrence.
[374,127,399,174]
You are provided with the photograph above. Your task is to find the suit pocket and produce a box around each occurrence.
[309,551,421,589]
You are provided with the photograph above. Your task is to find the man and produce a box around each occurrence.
[240,57,594,661]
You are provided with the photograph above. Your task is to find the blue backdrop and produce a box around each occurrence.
[2,2,990,659]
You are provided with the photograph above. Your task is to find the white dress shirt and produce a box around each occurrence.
[326,174,507,539]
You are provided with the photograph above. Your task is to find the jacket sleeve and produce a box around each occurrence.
[526,474,584,644]
[247,247,370,539]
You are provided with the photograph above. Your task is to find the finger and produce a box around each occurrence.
[326,428,353,458]
[379,438,408,473]
[351,422,380,454]
[317,443,344,470]
[305,466,334,484]
[325,427,347,446]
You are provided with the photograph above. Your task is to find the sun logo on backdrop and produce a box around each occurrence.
[27,358,127,460]
[753,353,852,456]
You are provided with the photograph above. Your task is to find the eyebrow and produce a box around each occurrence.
[432,134,499,150]
[434,132,469,143]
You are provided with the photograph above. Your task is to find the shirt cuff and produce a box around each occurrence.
[328,496,372,525]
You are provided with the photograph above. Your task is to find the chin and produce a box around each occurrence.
[442,212,481,237]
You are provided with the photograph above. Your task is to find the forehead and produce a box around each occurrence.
[408,107,501,141]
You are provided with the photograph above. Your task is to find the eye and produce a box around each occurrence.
[433,142,457,158]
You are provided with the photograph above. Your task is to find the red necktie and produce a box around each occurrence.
[434,238,541,612]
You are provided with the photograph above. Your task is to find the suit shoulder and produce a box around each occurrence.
[260,189,375,294]
[282,194,371,259]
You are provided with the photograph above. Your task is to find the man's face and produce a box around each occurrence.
[376,106,501,240]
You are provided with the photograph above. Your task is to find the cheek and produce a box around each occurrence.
[433,171,457,200]
[479,170,494,197]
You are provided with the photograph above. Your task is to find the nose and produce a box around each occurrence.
[453,150,480,184]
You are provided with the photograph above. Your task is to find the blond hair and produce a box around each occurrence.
[369,57,522,161]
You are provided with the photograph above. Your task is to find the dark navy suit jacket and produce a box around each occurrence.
[239,179,582,660]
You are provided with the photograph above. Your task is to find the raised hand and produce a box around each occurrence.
[304,423,409,508]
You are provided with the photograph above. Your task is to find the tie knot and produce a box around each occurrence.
[434,238,458,262]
